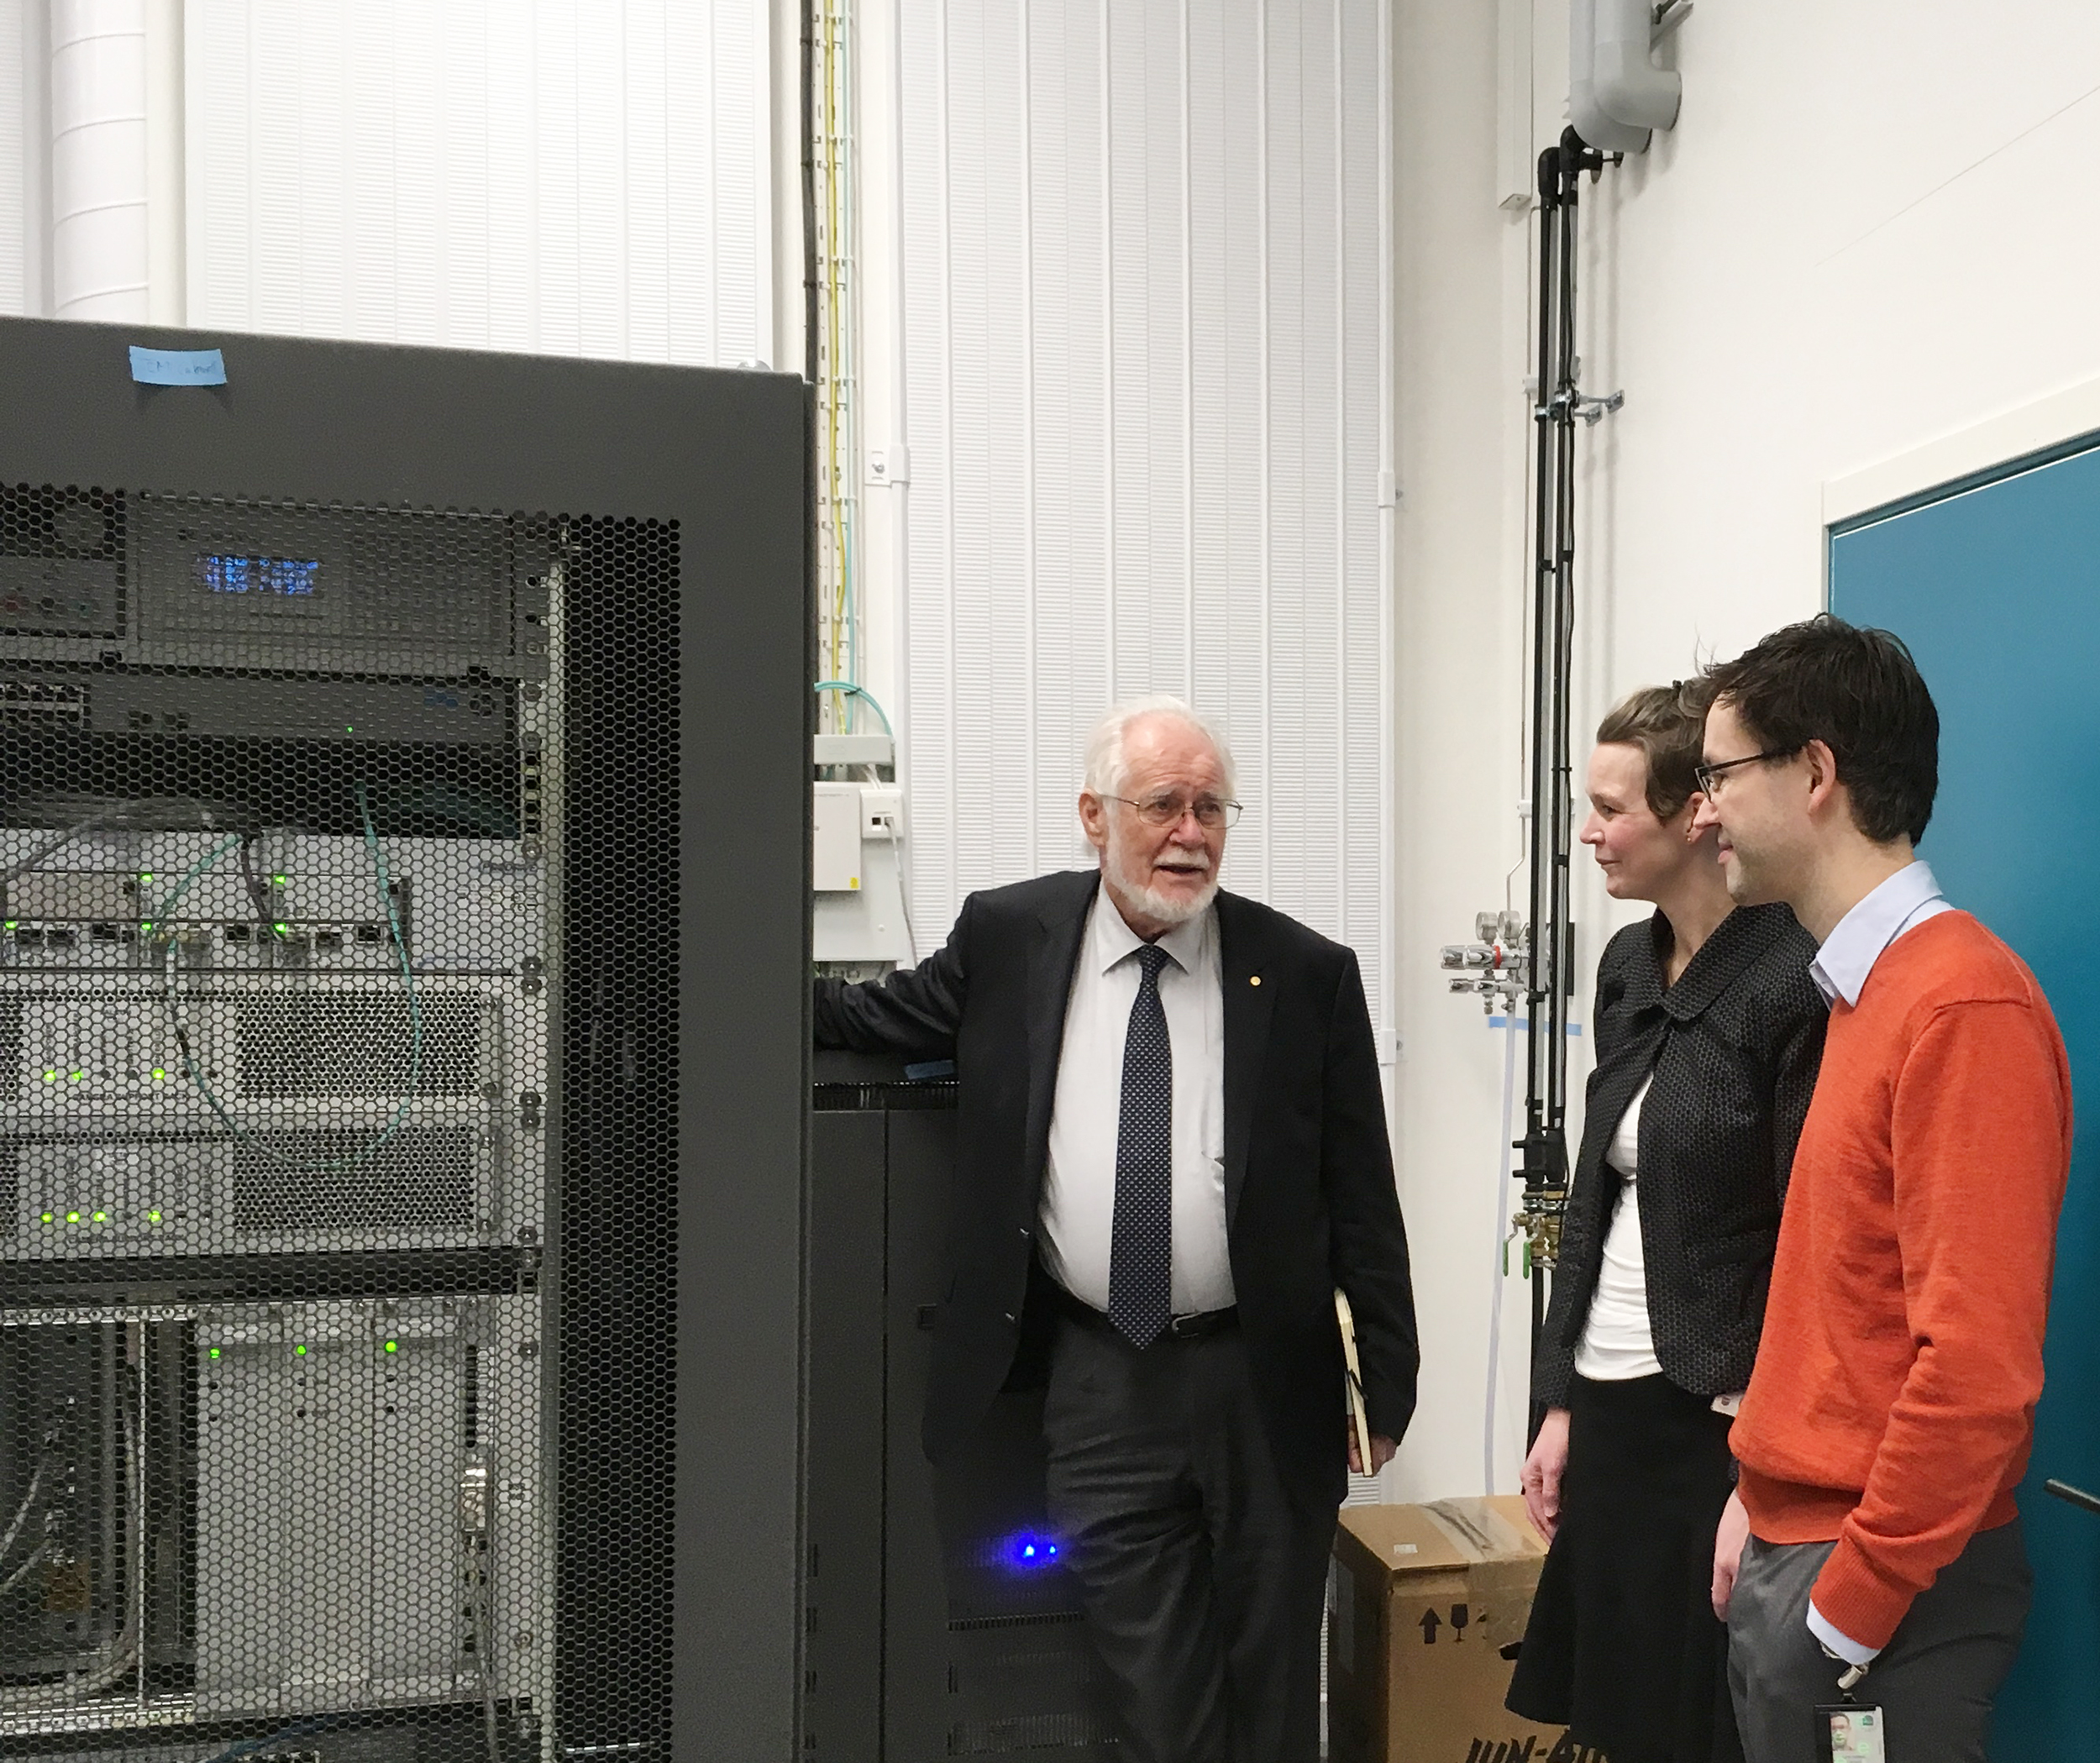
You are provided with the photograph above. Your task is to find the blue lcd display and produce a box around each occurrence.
[197,554,320,596]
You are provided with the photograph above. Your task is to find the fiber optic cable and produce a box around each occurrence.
[812,681,894,740]
[152,832,245,920]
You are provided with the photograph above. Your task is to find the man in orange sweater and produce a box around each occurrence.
[1691,616,2070,1762]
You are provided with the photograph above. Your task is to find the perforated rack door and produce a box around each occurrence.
[0,318,812,1763]
[0,490,672,1763]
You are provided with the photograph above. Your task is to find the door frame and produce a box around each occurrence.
[1824,372,2100,538]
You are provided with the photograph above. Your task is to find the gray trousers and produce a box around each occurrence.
[1726,1520,2030,1763]
[1041,1314,1334,1763]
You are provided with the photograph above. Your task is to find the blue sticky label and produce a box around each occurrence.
[129,345,227,386]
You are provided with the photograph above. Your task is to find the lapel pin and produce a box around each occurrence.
[1249,975,1262,986]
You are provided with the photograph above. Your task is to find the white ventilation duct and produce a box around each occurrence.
[50,0,150,321]
[1571,0,1683,155]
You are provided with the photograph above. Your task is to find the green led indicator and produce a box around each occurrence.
[146,1209,162,1224]
[345,725,355,733]
[140,920,154,933]
[208,1346,221,1359]
[3,920,14,931]
[41,1069,56,1084]
[69,1070,83,1083]
[139,872,155,882]
[64,1211,79,1224]
[90,1210,106,1223]
[151,1067,166,1080]
[39,1211,52,1225]
[272,874,289,885]
[272,921,291,937]
[294,1343,308,1356]
[383,1340,399,1353]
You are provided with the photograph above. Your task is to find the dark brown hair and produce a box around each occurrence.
[1595,679,1714,821]
[1702,614,1937,845]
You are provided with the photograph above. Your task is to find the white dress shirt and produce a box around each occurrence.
[1573,1074,1663,1381]
[1803,858,1952,1669]
[1809,859,1952,1008]
[1038,883,1234,1315]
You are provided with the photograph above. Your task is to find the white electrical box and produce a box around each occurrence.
[813,783,864,891]
[811,779,914,970]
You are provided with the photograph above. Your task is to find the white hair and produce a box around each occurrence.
[1082,695,1237,800]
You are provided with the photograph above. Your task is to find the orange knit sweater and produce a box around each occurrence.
[1731,911,2071,1650]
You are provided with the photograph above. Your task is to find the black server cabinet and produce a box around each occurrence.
[807,1055,1118,1759]
[0,319,811,1763]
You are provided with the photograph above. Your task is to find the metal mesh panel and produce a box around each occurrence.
[0,480,675,1763]
[230,1128,482,1233]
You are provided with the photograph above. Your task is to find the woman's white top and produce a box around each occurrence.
[1572,1073,1664,1382]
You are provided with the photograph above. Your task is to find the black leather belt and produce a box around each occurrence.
[1053,1281,1238,1342]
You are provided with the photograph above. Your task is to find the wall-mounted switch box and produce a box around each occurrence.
[813,784,863,890]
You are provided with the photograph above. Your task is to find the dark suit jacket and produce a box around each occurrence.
[813,868,1419,1508]
[1535,902,1826,1409]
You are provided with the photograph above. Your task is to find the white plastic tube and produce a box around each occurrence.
[1569,0,1647,154]
[50,0,150,321]
[1593,0,1682,134]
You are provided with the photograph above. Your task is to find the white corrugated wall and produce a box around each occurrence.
[182,0,769,365]
[0,0,24,313]
[895,0,1393,1030]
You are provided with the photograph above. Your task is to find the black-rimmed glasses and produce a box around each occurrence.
[1693,748,1798,796]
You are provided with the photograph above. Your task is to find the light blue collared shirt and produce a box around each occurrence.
[1808,860,1954,1009]
[1799,858,1955,1669]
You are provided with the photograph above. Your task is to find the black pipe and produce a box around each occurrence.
[1521,133,1604,1439]
[1525,142,1558,1172]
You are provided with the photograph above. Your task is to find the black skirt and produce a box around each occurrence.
[1504,1373,1742,1763]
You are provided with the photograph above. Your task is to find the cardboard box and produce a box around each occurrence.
[1329,1495,1601,1763]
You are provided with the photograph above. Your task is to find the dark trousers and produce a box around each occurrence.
[1041,1312,1334,1763]
[1726,1520,2030,1763]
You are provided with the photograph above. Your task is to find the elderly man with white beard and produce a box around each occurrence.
[813,695,1419,1763]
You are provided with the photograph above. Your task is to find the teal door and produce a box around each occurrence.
[1831,442,2100,1757]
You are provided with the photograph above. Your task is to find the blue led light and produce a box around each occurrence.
[1003,1531,1062,1571]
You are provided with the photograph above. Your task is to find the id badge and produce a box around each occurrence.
[1816,1703,1886,1763]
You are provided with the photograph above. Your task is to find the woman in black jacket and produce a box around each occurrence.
[1505,683,1825,1763]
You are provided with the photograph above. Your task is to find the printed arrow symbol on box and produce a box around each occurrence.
[1419,1608,1441,1645]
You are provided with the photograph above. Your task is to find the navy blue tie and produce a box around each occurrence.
[1109,943,1174,1348]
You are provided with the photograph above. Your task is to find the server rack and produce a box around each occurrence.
[0,319,811,1763]
[808,1054,1118,1759]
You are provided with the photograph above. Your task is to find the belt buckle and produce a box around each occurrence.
[1167,1311,1201,1340]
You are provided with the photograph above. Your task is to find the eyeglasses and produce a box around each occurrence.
[1693,748,1798,796]
[1104,794,1243,830]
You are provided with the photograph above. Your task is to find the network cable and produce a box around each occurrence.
[0,1458,45,1566]
[0,1541,50,1600]
[155,787,424,1174]
[0,811,118,889]
[0,1398,139,1709]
